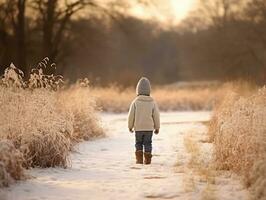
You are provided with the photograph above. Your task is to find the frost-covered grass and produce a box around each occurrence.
[5,112,248,200]
[0,140,24,187]
[209,85,266,200]
[91,82,255,113]
[91,85,224,113]
[0,59,104,187]
[183,133,216,199]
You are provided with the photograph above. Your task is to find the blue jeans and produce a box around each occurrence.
[135,131,153,153]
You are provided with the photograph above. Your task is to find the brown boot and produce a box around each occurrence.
[135,150,143,164]
[144,152,152,165]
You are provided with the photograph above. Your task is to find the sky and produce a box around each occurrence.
[95,0,198,26]
[128,0,197,25]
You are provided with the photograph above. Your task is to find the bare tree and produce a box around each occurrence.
[196,0,243,28]
[0,0,28,75]
[15,0,27,74]
[243,0,266,82]
[31,0,98,66]
[0,1,12,68]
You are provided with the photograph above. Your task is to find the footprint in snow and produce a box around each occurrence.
[130,166,142,170]
[145,193,180,199]
[144,176,166,179]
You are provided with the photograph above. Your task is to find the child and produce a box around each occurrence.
[128,77,160,165]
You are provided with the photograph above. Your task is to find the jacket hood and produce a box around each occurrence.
[135,95,154,102]
[136,77,151,96]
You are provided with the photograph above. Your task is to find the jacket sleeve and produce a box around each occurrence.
[128,101,136,129]
[152,102,160,130]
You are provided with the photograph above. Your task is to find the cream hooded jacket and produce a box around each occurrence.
[128,95,160,131]
[128,77,160,131]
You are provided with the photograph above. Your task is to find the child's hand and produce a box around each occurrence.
[129,128,134,133]
[154,129,159,134]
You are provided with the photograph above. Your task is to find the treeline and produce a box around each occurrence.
[1,0,266,85]
[63,16,180,85]
[179,0,266,84]
[0,0,106,77]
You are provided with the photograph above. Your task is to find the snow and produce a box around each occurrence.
[1,111,249,200]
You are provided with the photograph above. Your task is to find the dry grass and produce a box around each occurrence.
[0,140,25,187]
[183,133,217,199]
[0,59,104,187]
[91,86,134,113]
[208,84,266,200]
[91,81,257,113]
[184,134,216,182]
[60,84,104,142]
[208,81,257,142]
[200,184,216,200]
[91,84,226,113]
[0,87,73,168]
[249,159,266,200]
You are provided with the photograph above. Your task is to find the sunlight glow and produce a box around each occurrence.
[95,0,197,26]
[129,0,196,25]
[170,0,195,22]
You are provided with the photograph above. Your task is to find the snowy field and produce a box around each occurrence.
[2,112,249,200]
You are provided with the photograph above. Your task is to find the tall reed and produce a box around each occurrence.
[0,58,104,187]
[208,83,265,200]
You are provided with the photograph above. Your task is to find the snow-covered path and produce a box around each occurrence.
[3,112,249,200]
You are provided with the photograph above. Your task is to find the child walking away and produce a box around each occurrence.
[128,77,160,165]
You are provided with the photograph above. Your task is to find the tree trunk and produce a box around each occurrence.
[16,0,27,77]
[41,0,57,74]
[42,0,56,59]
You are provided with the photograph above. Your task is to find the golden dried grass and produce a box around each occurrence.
[92,81,256,113]
[0,140,24,187]
[183,133,217,199]
[208,81,257,142]
[59,84,104,142]
[91,85,225,113]
[209,84,266,200]
[249,159,266,200]
[0,59,104,186]
[91,86,134,113]
[0,88,73,168]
